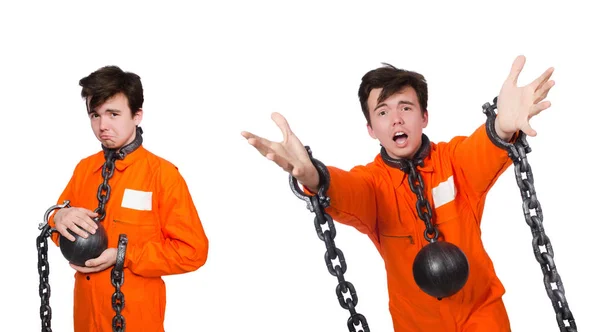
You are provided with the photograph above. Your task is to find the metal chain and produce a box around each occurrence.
[290,146,370,332]
[405,162,440,243]
[37,201,72,332]
[111,234,128,332]
[36,224,53,332]
[95,152,117,222]
[97,151,130,332]
[483,97,577,332]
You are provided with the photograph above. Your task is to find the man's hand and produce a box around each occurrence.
[54,207,99,241]
[70,248,117,273]
[242,112,320,192]
[495,55,555,140]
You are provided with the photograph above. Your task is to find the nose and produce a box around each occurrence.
[98,115,109,131]
[391,109,404,126]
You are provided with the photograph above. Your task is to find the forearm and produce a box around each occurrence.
[124,225,209,277]
[451,124,515,196]
[305,165,378,237]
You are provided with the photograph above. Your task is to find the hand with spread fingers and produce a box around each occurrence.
[495,55,555,140]
[241,112,320,192]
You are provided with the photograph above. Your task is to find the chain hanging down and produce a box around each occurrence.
[290,146,370,332]
[37,201,71,332]
[483,97,577,332]
[111,234,128,332]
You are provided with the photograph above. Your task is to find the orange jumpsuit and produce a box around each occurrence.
[48,145,209,332]
[319,124,513,331]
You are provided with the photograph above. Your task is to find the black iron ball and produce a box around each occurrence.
[59,224,108,267]
[412,241,469,299]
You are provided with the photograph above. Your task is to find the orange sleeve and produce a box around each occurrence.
[124,169,209,277]
[47,163,80,246]
[449,124,515,219]
[304,165,379,238]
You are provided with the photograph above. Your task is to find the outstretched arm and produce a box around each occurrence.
[242,112,379,238]
[452,55,555,198]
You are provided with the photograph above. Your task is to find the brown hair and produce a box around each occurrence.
[79,66,144,117]
[358,63,428,125]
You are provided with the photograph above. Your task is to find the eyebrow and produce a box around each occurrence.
[373,100,415,112]
[88,108,122,114]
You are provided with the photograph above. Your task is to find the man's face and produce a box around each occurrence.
[88,92,142,149]
[367,86,428,159]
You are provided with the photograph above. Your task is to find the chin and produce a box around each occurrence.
[100,140,116,148]
[385,145,415,159]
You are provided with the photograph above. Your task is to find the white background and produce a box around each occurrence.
[1,1,598,331]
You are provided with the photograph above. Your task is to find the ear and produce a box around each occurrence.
[367,123,377,139]
[133,108,143,125]
[422,110,429,128]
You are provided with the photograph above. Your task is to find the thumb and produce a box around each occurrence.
[84,258,98,267]
[520,121,537,137]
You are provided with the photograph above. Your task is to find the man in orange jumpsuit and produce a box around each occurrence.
[47,65,209,332]
[241,55,555,331]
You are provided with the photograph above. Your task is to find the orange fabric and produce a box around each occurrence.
[48,145,209,332]
[313,124,514,331]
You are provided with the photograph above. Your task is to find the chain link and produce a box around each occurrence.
[290,146,370,332]
[405,163,439,243]
[483,97,577,332]
[36,201,72,332]
[98,150,129,332]
[37,224,53,332]
[111,234,128,332]
[95,152,117,222]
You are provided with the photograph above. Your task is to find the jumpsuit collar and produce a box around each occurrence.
[380,133,431,173]
[379,134,433,189]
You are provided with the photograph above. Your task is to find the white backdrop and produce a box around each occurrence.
[1,1,597,331]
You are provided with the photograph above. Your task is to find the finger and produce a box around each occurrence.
[70,263,85,272]
[68,222,90,239]
[75,215,97,234]
[530,67,554,90]
[241,130,258,140]
[271,112,294,140]
[535,80,555,103]
[70,263,102,273]
[507,55,526,84]
[247,136,275,157]
[70,263,92,273]
[84,209,99,218]
[85,216,99,230]
[530,101,551,117]
[84,257,103,267]
[58,226,76,242]
[243,131,274,150]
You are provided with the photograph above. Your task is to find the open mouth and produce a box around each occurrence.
[393,131,408,145]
